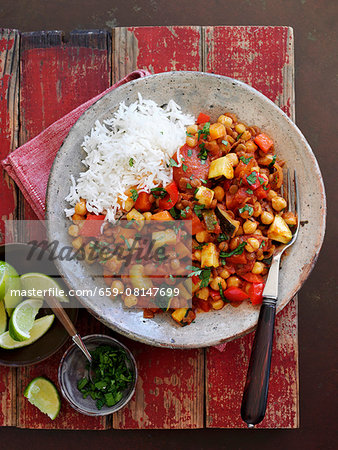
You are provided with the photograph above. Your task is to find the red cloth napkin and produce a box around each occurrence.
[1,70,150,220]
[1,67,226,352]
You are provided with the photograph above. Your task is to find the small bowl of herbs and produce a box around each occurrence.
[58,334,137,416]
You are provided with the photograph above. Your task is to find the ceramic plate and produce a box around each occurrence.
[46,72,326,348]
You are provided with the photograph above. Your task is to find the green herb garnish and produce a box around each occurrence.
[131,189,138,201]
[240,156,253,165]
[220,242,246,258]
[200,179,207,184]
[169,158,179,167]
[221,140,228,146]
[198,142,209,161]
[187,149,193,157]
[217,233,229,242]
[77,345,133,410]
[246,189,254,195]
[218,283,229,303]
[239,204,254,216]
[182,163,188,172]
[151,187,167,199]
[186,182,192,189]
[186,265,212,288]
[246,171,258,186]
[129,157,134,167]
[197,122,210,140]
[269,155,277,168]
[236,132,243,141]
[193,204,204,218]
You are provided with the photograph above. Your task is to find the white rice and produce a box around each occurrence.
[65,93,194,221]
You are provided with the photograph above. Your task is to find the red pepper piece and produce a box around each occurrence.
[79,213,105,237]
[158,181,179,210]
[225,253,247,265]
[134,192,152,212]
[241,273,264,283]
[223,287,249,302]
[254,133,274,153]
[196,112,210,124]
[247,282,265,305]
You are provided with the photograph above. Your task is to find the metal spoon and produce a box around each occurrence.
[44,294,94,379]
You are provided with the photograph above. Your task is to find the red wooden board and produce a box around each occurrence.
[0,28,20,428]
[15,30,111,429]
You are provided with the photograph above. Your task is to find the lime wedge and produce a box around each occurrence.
[0,300,7,334]
[0,261,22,315]
[24,377,61,420]
[0,314,54,349]
[20,273,69,303]
[9,299,43,341]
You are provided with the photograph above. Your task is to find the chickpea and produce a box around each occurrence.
[252,262,265,274]
[253,201,262,218]
[245,140,258,152]
[187,124,198,135]
[246,237,260,252]
[72,213,84,222]
[124,197,135,212]
[241,130,251,141]
[72,236,83,250]
[267,189,278,200]
[243,219,257,234]
[229,237,239,251]
[226,153,239,167]
[74,199,87,216]
[218,115,233,127]
[214,186,225,202]
[261,211,274,225]
[111,279,124,292]
[105,259,118,272]
[226,135,235,145]
[210,276,227,291]
[229,185,238,195]
[143,212,152,220]
[186,136,198,147]
[170,258,181,270]
[123,294,138,308]
[227,276,241,288]
[254,229,263,236]
[211,299,225,310]
[196,231,210,243]
[68,224,79,237]
[219,268,231,279]
[218,241,229,252]
[196,287,209,300]
[235,123,246,134]
[236,225,244,236]
[282,211,297,226]
[193,250,202,261]
[272,196,287,212]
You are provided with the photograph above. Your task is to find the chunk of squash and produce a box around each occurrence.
[201,243,219,268]
[215,205,240,238]
[195,186,214,207]
[208,156,234,179]
[126,208,145,221]
[267,215,292,244]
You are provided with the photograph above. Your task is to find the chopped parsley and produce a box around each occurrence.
[198,142,209,161]
[193,204,204,218]
[194,242,207,250]
[182,163,188,172]
[197,122,210,140]
[186,132,194,137]
[269,155,277,168]
[131,189,138,202]
[217,233,229,242]
[218,283,229,303]
[220,242,246,258]
[180,206,190,218]
[120,235,131,250]
[246,171,258,186]
[129,157,134,167]
[77,345,133,410]
[239,204,254,216]
[186,182,192,189]
[200,178,207,184]
[221,140,228,147]
[186,265,212,288]
[240,156,253,165]
[169,207,180,219]
[246,189,254,195]
[151,187,167,199]
[259,240,266,249]
[187,148,193,157]
[169,158,179,167]
[236,132,243,141]
[258,176,266,185]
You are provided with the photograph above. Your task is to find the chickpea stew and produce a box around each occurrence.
[68,111,297,327]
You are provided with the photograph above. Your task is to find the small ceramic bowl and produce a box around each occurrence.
[58,334,137,416]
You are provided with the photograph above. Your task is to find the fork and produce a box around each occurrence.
[241,169,300,428]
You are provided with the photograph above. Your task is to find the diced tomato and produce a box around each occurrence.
[79,214,105,237]
[173,145,210,190]
[198,299,211,312]
[235,261,255,276]
[191,275,200,285]
[247,282,265,305]
[158,181,179,210]
[245,170,261,189]
[255,185,269,199]
[241,273,264,283]
[254,133,274,153]
[196,112,210,124]
[226,187,252,210]
[209,289,221,301]
[223,287,249,302]
[225,253,247,265]
[151,211,174,221]
[188,213,206,235]
[134,192,152,212]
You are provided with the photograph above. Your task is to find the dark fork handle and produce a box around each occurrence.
[241,298,276,427]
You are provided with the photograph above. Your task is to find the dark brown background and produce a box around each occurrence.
[0,0,337,448]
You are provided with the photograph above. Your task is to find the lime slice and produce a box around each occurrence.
[0,300,7,334]
[24,377,61,420]
[0,314,54,349]
[0,261,22,315]
[9,299,43,341]
[20,273,69,303]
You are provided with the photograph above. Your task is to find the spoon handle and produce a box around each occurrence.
[44,294,77,337]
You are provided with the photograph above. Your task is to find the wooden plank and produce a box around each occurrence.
[0,28,20,428]
[112,26,204,429]
[16,30,111,429]
[204,26,299,428]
